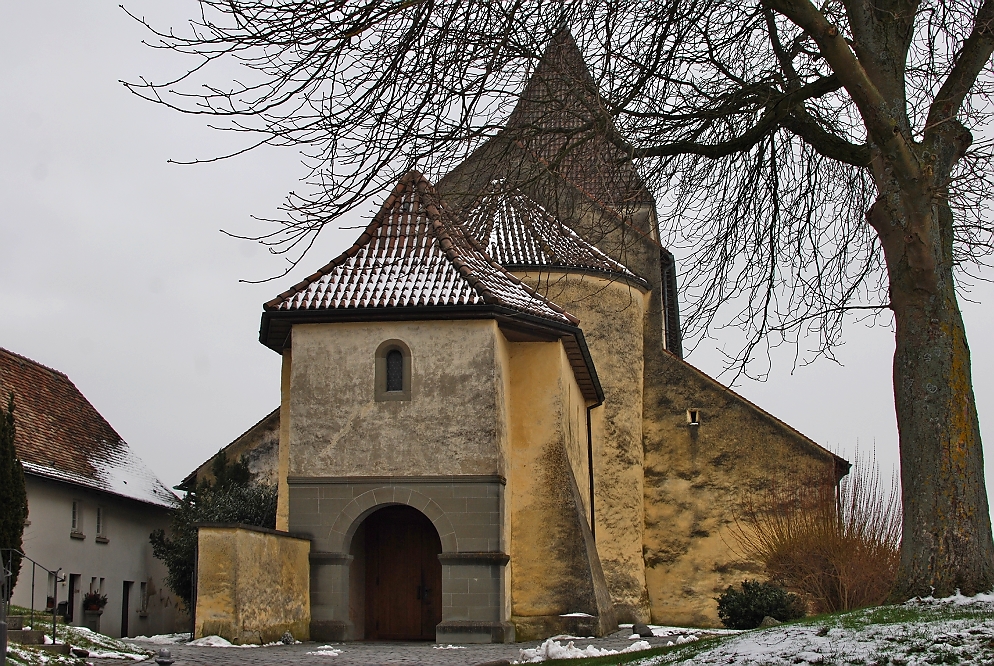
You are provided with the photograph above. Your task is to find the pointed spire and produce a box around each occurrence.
[503,30,653,210]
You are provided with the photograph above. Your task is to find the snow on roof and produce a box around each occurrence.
[0,347,179,508]
[264,171,576,326]
[462,182,642,282]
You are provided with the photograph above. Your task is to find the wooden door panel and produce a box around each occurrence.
[364,505,442,641]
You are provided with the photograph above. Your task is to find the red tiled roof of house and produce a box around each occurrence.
[0,348,178,508]
[265,171,577,326]
[462,182,642,283]
[504,30,654,210]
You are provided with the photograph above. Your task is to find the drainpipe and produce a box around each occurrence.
[587,405,595,541]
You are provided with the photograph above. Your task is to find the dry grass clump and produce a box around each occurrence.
[734,453,901,613]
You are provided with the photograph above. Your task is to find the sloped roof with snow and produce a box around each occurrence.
[0,348,179,508]
[462,182,643,283]
[265,171,576,326]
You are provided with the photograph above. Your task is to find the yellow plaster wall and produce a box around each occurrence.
[276,350,292,531]
[195,526,310,644]
[641,352,840,626]
[504,339,615,639]
[288,320,505,478]
[516,270,650,623]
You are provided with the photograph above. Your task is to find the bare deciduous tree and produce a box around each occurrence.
[126,0,994,598]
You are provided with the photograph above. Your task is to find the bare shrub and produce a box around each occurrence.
[734,453,901,613]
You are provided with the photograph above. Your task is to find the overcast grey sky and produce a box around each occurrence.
[1,2,991,517]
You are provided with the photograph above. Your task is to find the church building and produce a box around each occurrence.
[192,31,848,645]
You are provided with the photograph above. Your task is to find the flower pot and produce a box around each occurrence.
[82,609,103,633]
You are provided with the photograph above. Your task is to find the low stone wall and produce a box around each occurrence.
[195,524,310,644]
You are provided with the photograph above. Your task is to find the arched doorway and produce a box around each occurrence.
[362,505,442,640]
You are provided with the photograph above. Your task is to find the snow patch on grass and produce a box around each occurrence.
[642,591,994,666]
[516,638,653,662]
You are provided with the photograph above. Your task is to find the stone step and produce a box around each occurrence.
[38,643,72,656]
[6,615,25,630]
[8,629,47,645]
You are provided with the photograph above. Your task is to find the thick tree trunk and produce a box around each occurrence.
[871,191,994,599]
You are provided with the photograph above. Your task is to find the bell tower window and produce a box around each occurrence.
[375,340,412,401]
[386,350,404,392]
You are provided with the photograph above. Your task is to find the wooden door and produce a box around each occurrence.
[364,505,442,640]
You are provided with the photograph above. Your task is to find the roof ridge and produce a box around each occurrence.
[0,347,70,381]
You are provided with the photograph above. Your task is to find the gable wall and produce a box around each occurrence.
[641,353,840,626]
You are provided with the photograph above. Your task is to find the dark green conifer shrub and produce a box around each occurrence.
[0,393,28,599]
[716,579,806,629]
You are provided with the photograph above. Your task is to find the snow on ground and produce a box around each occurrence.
[129,633,191,644]
[516,638,653,662]
[5,624,152,665]
[306,645,343,656]
[433,644,467,649]
[643,592,994,666]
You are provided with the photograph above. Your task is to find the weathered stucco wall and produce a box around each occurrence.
[195,525,310,644]
[517,270,650,623]
[288,320,504,478]
[641,353,840,626]
[277,350,292,531]
[189,408,280,488]
[504,339,616,640]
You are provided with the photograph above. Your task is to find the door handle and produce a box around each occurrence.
[416,585,422,600]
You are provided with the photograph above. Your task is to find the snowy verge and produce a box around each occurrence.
[642,591,994,666]
[517,638,652,662]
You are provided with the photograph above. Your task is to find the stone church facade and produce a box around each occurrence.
[193,31,847,644]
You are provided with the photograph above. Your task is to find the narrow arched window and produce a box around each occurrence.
[375,340,412,401]
[386,349,404,392]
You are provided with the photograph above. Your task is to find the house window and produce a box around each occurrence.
[95,507,109,543]
[687,409,701,426]
[374,340,412,402]
[70,500,85,538]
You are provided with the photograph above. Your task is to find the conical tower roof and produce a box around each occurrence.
[462,182,643,283]
[503,30,653,209]
[264,171,575,324]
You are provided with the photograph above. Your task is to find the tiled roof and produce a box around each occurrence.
[265,171,576,326]
[0,348,179,508]
[461,182,642,282]
[504,30,654,210]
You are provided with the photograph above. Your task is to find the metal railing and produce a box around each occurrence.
[1,549,62,666]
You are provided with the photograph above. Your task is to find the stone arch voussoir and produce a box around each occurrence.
[333,487,457,554]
